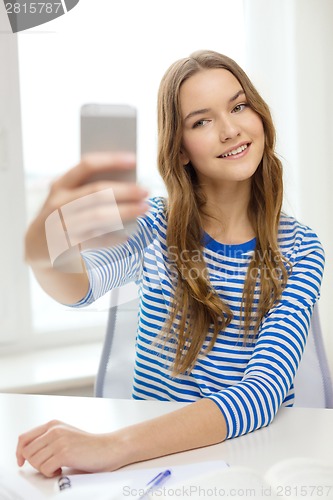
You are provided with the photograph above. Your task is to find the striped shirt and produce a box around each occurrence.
[75,197,325,439]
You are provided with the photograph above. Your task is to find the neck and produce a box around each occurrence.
[200,180,255,244]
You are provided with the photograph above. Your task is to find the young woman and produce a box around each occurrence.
[17,50,324,477]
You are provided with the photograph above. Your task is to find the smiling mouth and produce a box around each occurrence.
[218,143,250,158]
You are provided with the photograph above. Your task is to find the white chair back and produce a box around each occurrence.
[94,285,138,398]
[293,304,333,408]
[95,291,333,408]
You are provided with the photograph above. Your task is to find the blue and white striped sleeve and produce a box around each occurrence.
[207,230,325,439]
[73,197,164,307]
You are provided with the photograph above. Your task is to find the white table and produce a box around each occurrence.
[1,393,332,497]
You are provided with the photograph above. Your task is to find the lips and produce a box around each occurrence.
[218,142,251,158]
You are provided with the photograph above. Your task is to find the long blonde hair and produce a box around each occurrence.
[157,50,290,375]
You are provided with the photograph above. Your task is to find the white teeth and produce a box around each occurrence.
[221,143,248,158]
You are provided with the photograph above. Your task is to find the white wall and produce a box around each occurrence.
[243,0,333,371]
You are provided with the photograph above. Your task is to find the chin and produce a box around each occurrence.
[234,164,259,179]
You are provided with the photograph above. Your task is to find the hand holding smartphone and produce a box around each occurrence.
[79,103,143,239]
[27,103,147,278]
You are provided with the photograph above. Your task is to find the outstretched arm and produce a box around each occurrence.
[16,398,226,477]
[25,152,147,305]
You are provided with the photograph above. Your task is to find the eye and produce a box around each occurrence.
[192,119,210,128]
[232,103,247,113]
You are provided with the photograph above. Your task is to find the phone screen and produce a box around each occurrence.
[80,103,137,183]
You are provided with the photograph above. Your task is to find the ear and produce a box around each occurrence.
[180,149,190,166]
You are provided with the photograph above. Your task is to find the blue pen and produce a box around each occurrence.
[138,469,172,499]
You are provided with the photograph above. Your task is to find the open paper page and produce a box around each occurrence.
[154,458,333,500]
[55,460,229,499]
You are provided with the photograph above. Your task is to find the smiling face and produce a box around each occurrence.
[180,68,265,188]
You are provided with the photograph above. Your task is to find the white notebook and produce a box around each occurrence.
[152,457,333,500]
[55,460,229,499]
[0,461,228,500]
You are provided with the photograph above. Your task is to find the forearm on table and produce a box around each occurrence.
[112,398,227,468]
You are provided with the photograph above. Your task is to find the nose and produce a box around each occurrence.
[218,115,240,142]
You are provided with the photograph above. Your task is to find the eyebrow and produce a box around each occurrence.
[229,89,245,103]
[184,89,245,122]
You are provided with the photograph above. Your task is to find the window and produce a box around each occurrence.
[1,0,245,350]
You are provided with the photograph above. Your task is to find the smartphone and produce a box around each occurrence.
[80,103,138,237]
[80,103,137,183]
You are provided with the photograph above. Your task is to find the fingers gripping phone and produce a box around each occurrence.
[80,103,137,183]
[80,103,138,236]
